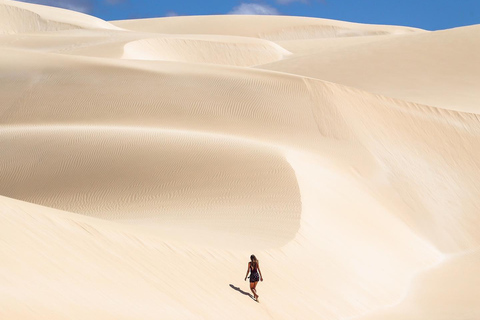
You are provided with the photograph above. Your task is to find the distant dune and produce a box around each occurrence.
[1,0,479,319]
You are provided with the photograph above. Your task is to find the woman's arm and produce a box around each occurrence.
[244,262,251,281]
[258,262,263,281]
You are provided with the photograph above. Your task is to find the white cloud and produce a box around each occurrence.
[165,11,179,17]
[105,0,124,3]
[276,0,307,4]
[229,3,279,15]
[276,0,325,4]
[12,0,92,13]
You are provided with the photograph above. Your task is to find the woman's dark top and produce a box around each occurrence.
[249,262,260,283]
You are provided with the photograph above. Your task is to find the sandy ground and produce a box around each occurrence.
[1,0,479,319]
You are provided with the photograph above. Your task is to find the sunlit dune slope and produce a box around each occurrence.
[259,25,480,112]
[2,46,480,253]
[0,175,441,320]
[122,35,291,66]
[1,2,480,320]
[112,15,423,40]
[0,31,290,66]
[358,250,480,320]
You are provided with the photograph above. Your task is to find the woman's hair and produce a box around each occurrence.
[250,254,258,268]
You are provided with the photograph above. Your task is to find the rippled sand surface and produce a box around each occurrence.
[1,0,479,319]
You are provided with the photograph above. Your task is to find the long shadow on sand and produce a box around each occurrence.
[229,284,254,300]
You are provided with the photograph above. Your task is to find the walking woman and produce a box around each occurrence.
[244,254,263,301]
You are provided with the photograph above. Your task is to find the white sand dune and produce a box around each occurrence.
[1,2,480,319]
[357,250,480,320]
[0,0,120,34]
[122,35,291,66]
[259,24,480,113]
[112,15,423,40]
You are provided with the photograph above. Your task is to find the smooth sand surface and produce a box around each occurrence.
[259,25,480,113]
[1,0,479,319]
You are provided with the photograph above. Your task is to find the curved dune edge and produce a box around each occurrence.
[112,15,424,40]
[356,250,480,320]
[1,46,480,319]
[122,35,291,66]
[0,125,302,247]
[0,2,77,34]
[0,0,121,34]
[0,148,443,319]
[2,45,480,253]
[258,25,480,113]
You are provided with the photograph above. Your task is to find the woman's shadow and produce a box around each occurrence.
[229,284,254,300]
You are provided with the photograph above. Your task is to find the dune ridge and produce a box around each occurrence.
[122,35,291,66]
[112,15,423,39]
[0,3,76,34]
[259,24,480,112]
[0,0,120,34]
[1,2,479,319]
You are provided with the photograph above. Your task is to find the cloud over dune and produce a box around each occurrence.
[229,3,279,15]
[165,11,179,17]
[276,0,307,4]
[276,0,325,4]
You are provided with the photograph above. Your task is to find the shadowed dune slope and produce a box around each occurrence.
[0,126,302,247]
[0,48,320,145]
[0,3,75,34]
[0,0,120,34]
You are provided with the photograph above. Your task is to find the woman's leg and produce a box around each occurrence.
[250,282,258,299]
[250,282,256,298]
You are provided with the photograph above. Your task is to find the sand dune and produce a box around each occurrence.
[357,250,480,320]
[112,15,422,40]
[1,2,480,319]
[259,24,480,112]
[0,125,302,248]
[122,35,290,66]
[0,0,120,34]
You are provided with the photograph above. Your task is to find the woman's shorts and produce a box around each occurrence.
[250,271,260,283]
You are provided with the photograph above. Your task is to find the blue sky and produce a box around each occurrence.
[14,0,480,30]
